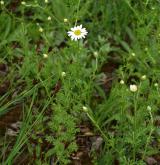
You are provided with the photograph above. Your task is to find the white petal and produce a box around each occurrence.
[68,33,73,37]
[71,36,74,40]
[81,28,87,32]
[71,27,76,31]
[67,32,73,36]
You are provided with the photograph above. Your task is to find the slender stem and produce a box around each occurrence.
[145,0,149,6]
[132,85,140,161]
[142,109,154,160]
[95,57,98,72]
[25,4,61,24]
[86,112,108,142]
[75,0,81,26]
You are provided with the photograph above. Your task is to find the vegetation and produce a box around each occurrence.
[0,0,160,164]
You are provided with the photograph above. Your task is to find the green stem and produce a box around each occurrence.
[145,0,149,6]
[142,109,154,160]
[86,112,108,142]
[75,0,81,26]
[132,84,140,161]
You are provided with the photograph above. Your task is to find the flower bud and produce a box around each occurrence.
[82,106,88,112]
[0,1,4,5]
[130,84,138,92]
[43,53,48,58]
[39,27,43,32]
[147,106,151,111]
[120,80,125,84]
[47,16,51,21]
[61,72,66,77]
[154,83,158,87]
[131,52,136,56]
[21,1,26,5]
[141,75,146,80]
[64,18,68,23]
[93,51,98,58]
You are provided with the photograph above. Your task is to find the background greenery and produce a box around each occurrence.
[0,0,160,164]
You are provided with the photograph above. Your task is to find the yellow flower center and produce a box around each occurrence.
[74,30,81,36]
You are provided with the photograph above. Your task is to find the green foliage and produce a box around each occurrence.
[0,0,160,164]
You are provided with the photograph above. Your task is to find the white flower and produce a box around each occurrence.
[120,80,125,84]
[130,84,138,92]
[44,0,48,3]
[67,24,88,41]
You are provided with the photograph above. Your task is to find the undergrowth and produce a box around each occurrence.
[0,0,160,164]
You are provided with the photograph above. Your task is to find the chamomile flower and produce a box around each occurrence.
[67,24,88,41]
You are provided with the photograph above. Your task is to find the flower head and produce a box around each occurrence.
[67,24,88,41]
